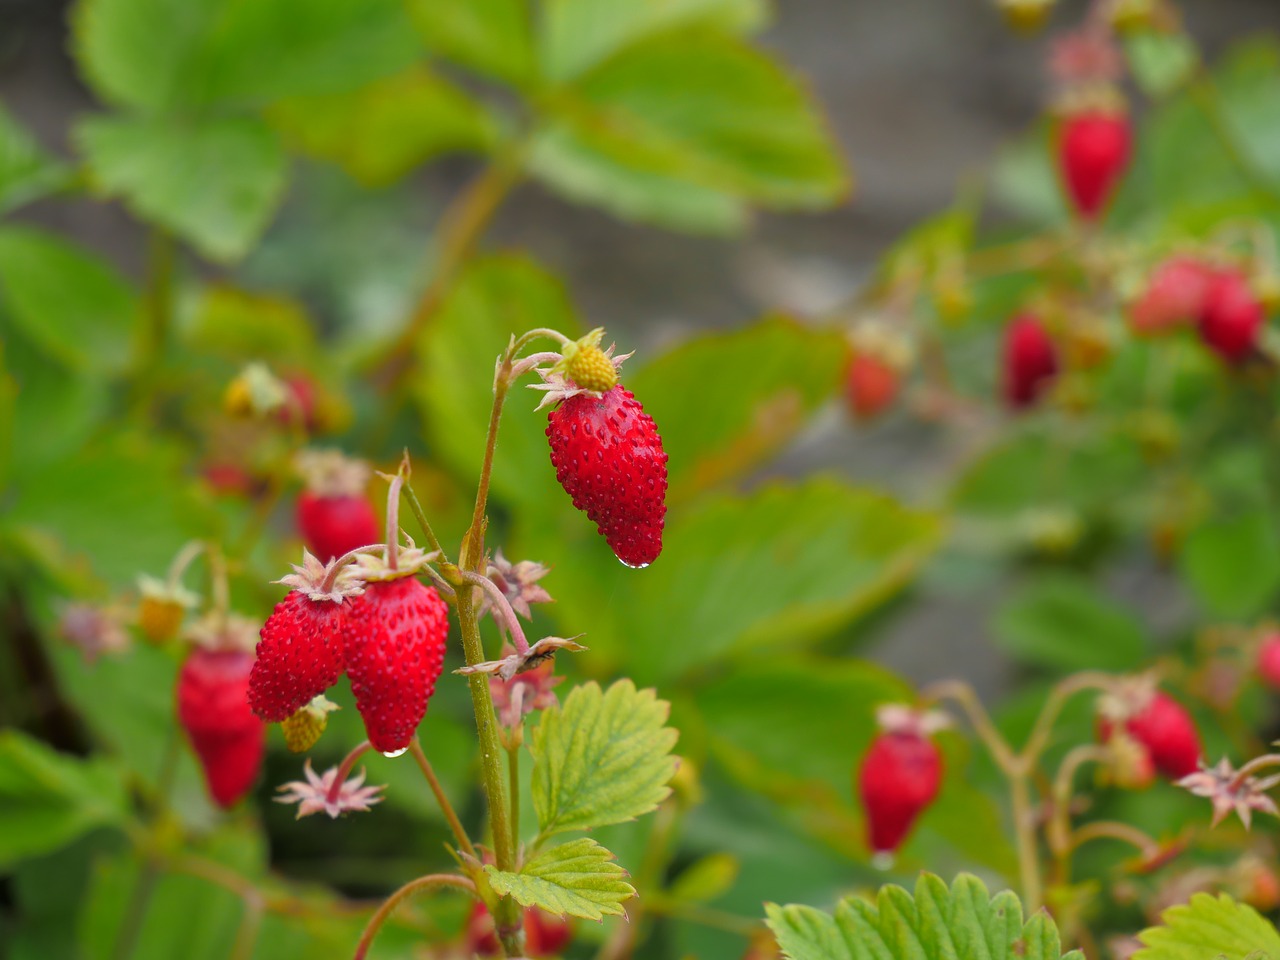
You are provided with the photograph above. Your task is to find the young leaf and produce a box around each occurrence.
[485,837,634,921]
[530,679,679,838]
[0,226,138,376]
[77,114,287,263]
[1134,891,1280,960]
[0,731,129,869]
[405,0,535,88]
[766,873,1084,960]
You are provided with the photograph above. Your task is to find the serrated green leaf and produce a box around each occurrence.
[527,124,748,234]
[406,0,535,88]
[486,837,634,921]
[0,103,72,215]
[627,317,846,498]
[0,226,138,376]
[71,0,418,112]
[77,114,287,262]
[1135,891,1280,960]
[413,254,580,508]
[1179,511,1280,619]
[0,731,129,869]
[268,65,499,187]
[994,574,1149,672]
[766,873,1084,960]
[535,31,848,216]
[539,0,767,83]
[531,679,679,838]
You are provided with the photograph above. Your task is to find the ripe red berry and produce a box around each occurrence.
[1002,314,1059,409]
[177,648,265,808]
[546,384,668,568]
[1130,256,1215,336]
[1058,109,1132,220]
[249,590,356,723]
[1257,632,1280,690]
[1100,690,1201,780]
[296,492,379,563]
[466,901,572,958]
[845,353,899,420]
[1198,269,1265,364]
[344,577,448,755]
[858,729,943,856]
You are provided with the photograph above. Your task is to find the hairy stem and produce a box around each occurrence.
[228,895,265,960]
[400,477,448,560]
[326,741,373,807]
[461,569,529,654]
[1010,773,1043,914]
[353,874,478,960]
[408,739,478,861]
[1048,744,1111,883]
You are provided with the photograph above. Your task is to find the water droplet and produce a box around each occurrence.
[381,747,408,759]
[871,851,895,871]
[617,556,649,570]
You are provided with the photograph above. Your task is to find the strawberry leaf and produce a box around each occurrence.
[766,873,1083,960]
[530,679,679,839]
[1134,892,1280,960]
[485,837,634,921]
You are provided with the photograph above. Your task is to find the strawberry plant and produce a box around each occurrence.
[6,0,1280,958]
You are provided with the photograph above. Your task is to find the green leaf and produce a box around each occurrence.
[1125,32,1197,99]
[77,114,287,263]
[413,254,580,508]
[1179,511,1280,619]
[668,852,740,903]
[486,837,635,921]
[1135,891,1280,960]
[539,0,767,83]
[0,731,129,869]
[268,65,499,187]
[766,873,1083,960]
[531,679,679,838]
[628,317,846,498]
[72,0,419,112]
[0,226,137,376]
[526,125,748,234]
[994,575,1149,672]
[0,104,72,215]
[534,31,848,216]
[406,0,535,88]
[184,284,315,363]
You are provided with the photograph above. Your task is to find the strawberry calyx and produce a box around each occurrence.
[875,703,951,738]
[184,612,260,654]
[849,319,914,371]
[295,448,371,498]
[530,337,634,411]
[353,538,441,583]
[275,550,369,603]
[455,634,587,682]
[1096,672,1159,725]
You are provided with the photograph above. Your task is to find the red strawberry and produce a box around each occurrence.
[249,589,356,723]
[280,374,320,432]
[858,725,943,856]
[1002,314,1059,409]
[546,384,668,568]
[1058,109,1132,220]
[1130,256,1215,336]
[297,491,380,562]
[845,353,900,420]
[466,901,573,958]
[344,576,448,755]
[1257,632,1280,690]
[1198,269,1265,364]
[177,648,265,808]
[1100,691,1201,780]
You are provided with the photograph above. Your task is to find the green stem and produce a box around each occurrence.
[353,874,477,960]
[400,478,448,560]
[507,735,521,844]
[1010,773,1043,914]
[228,895,265,960]
[408,739,478,861]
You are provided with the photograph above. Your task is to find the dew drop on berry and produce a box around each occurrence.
[381,747,408,759]
[871,851,895,871]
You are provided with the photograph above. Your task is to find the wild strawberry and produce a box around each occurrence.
[249,553,366,723]
[845,354,898,420]
[857,706,946,857]
[1002,314,1059,409]
[545,385,668,568]
[466,901,573,958]
[1256,631,1280,690]
[1058,109,1131,220]
[281,696,339,753]
[279,374,320,432]
[1099,680,1202,780]
[136,575,198,644]
[295,450,380,562]
[1130,256,1215,336]
[1198,269,1265,364]
[345,557,449,755]
[559,328,619,394]
[176,616,265,809]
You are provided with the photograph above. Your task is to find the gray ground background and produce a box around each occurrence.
[2,0,1278,698]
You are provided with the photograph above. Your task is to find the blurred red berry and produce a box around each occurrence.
[296,491,380,563]
[1130,256,1215,336]
[1257,632,1280,690]
[1198,269,1265,364]
[845,353,900,420]
[858,726,943,856]
[177,648,265,808]
[466,900,573,958]
[1058,109,1132,220]
[1002,314,1060,409]
[1100,690,1202,780]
